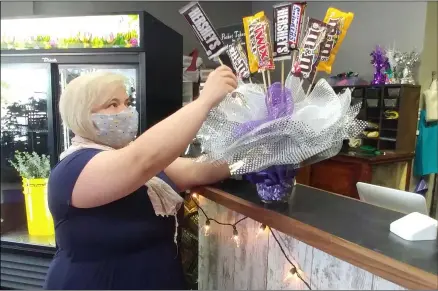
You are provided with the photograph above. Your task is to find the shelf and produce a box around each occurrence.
[335,84,419,152]
[380,137,397,142]
[381,128,398,132]
[1,230,55,249]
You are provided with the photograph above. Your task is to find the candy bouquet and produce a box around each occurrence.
[180,2,366,203]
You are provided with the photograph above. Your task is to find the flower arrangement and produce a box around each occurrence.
[9,151,51,179]
[1,31,139,50]
[1,14,140,50]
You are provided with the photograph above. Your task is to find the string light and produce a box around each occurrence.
[232,227,240,248]
[190,194,311,290]
[256,224,267,237]
[284,266,297,281]
[270,227,312,289]
[203,219,211,236]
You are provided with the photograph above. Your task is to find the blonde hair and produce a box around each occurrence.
[59,71,127,140]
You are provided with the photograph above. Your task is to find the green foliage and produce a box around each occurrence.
[9,151,51,179]
[1,30,139,50]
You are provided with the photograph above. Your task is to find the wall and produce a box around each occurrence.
[0,1,252,66]
[418,1,438,104]
[0,1,33,17]
[251,1,428,82]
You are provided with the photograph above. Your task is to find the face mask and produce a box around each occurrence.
[91,106,139,148]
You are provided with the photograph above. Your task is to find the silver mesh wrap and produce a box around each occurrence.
[195,74,367,175]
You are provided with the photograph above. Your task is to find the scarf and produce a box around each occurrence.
[60,136,184,247]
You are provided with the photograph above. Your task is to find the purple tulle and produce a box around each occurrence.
[266,82,294,119]
[234,82,294,137]
[370,46,390,85]
[235,83,296,202]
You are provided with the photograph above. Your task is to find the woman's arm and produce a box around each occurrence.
[71,66,237,208]
[164,158,231,191]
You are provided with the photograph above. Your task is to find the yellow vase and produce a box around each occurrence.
[22,178,54,236]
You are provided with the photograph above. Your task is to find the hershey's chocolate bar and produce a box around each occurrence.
[180,2,227,59]
[273,3,291,60]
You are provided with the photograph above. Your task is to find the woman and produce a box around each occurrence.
[44,66,237,289]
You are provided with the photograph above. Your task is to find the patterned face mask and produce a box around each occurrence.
[91,106,139,148]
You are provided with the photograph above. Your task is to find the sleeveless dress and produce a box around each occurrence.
[414,110,438,176]
[44,148,186,290]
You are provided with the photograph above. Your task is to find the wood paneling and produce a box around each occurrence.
[198,198,410,290]
[193,190,437,290]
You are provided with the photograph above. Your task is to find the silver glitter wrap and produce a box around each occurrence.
[195,74,367,175]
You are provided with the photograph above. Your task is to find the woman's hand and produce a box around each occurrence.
[199,65,238,108]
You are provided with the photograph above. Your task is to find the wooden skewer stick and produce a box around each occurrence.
[267,71,272,87]
[306,72,318,96]
[261,70,268,92]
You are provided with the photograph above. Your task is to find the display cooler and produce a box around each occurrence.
[0,12,182,289]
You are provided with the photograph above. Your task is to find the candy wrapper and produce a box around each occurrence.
[243,12,264,73]
[317,7,354,74]
[273,3,292,61]
[289,2,307,50]
[195,73,367,202]
[252,15,275,71]
[293,18,327,81]
[226,39,251,80]
[180,2,227,60]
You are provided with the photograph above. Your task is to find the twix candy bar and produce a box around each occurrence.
[227,39,251,79]
[243,11,265,73]
[273,3,292,61]
[289,2,307,50]
[180,2,227,60]
[252,16,275,71]
[317,7,354,74]
[294,18,327,80]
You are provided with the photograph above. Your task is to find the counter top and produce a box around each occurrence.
[1,230,56,253]
[192,179,438,290]
[337,151,414,163]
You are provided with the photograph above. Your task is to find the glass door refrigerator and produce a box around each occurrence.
[0,12,182,290]
[1,12,183,163]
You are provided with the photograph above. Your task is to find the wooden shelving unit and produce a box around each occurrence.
[333,84,421,153]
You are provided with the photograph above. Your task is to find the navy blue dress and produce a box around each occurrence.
[44,148,186,290]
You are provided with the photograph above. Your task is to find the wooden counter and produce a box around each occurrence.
[192,180,438,290]
[296,152,414,199]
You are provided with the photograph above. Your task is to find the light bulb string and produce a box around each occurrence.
[192,196,248,228]
[191,196,312,290]
[269,227,312,290]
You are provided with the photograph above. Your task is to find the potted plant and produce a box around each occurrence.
[9,151,54,236]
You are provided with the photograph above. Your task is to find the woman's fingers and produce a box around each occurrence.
[225,77,238,89]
